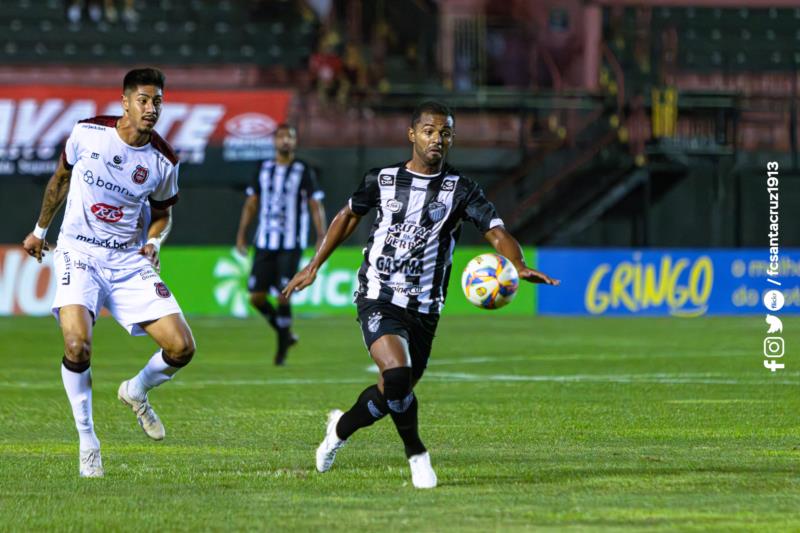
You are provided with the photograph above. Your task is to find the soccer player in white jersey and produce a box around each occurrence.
[283,101,560,488]
[22,68,196,478]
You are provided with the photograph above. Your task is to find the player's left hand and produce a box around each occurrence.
[519,267,560,286]
[281,263,319,298]
[139,243,161,272]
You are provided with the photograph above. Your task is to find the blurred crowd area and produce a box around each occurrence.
[1,0,797,248]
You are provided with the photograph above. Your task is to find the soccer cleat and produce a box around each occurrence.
[274,330,299,366]
[315,409,346,472]
[408,451,437,489]
[79,448,104,478]
[117,380,165,440]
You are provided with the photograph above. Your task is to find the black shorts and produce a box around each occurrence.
[356,297,440,380]
[248,249,302,294]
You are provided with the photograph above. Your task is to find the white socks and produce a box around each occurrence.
[128,350,181,401]
[61,364,100,451]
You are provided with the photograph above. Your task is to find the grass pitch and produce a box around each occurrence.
[0,314,798,531]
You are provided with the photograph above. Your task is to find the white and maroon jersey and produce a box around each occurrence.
[58,116,179,268]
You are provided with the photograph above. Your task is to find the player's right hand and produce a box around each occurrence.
[22,234,49,263]
[281,264,318,297]
[235,237,248,257]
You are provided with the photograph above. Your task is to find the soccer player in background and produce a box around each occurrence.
[22,67,195,478]
[236,124,327,365]
[283,101,560,488]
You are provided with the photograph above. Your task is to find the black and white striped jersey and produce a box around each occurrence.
[349,163,504,315]
[246,158,324,251]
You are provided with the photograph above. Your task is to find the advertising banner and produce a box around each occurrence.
[537,248,800,316]
[0,245,536,317]
[0,86,293,178]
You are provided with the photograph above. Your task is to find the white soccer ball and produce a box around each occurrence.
[461,253,519,310]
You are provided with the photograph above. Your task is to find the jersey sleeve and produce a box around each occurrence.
[149,163,180,209]
[348,171,379,216]
[301,166,325,201]
[61,126,80,170]
[463,180,504,233]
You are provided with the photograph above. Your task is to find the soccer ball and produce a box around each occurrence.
[461,253,519,310]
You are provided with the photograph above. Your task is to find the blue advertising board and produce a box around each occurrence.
[536,249,800,316]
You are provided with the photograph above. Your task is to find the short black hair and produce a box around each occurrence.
[123,67,165,93]
[411,100,454,128]
[275,123,297,135]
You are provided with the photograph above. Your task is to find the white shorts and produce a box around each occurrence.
[51,246,183,336]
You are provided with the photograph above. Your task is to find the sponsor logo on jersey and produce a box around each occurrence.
[379,174,395,186]
[385,223,431,250]
[131,165,149,185]
[411,185,427,192]
[441,179,456,191]
[113,155,122,164]
[375,255,423,275]
[386,282,423,295]
[154,282,171,298]
[90,203,124,223]
[75,234,129,249]
[139,268,158,281]
[385,199,403,213]
[427,201,447,222]
[91,152,99,159]
[84,171,137,198]
[367,311,382,333]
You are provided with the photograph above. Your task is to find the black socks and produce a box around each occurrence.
[383,367,426,457]
[252,298,278,330]
[336,368,427,457]
[336,384,387,440]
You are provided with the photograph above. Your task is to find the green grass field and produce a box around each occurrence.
[1,314,798,531]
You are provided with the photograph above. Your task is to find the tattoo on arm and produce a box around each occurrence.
[37,167,72,227]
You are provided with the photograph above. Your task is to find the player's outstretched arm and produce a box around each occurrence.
[139,206,171,272]
[309,198,328,252]
[282,204,361,296]
[236,194,258,255]
[484,226,560,286]
[22,158,73,263]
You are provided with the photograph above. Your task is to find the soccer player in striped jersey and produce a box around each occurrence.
[236,124,327,365]
[283,101,560,488]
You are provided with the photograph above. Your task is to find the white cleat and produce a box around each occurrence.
[316,409,346,473]
[79,448,104,478]
[408,451,437,489]
[117,380,165,441]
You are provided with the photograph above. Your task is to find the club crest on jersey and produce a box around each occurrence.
[90,203,124,223]
[441,179,456,191]
[385,199,403,213]
[427,201,447,222]
[154,282,171,298]
[132,165,149,185]
[379,174,395,186]
[367,311,382,333]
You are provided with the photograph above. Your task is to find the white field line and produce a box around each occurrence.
[1,372,798,389]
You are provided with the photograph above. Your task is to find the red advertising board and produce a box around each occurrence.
[0,86,294,176]
[0,245,57,316]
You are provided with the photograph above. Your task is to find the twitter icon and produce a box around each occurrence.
[766,314,783,334]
